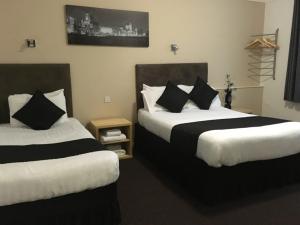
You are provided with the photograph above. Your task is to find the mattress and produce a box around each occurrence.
[0,118,119,206]
[138,107,300,167]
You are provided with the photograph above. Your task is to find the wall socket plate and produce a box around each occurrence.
[104,96,112,103]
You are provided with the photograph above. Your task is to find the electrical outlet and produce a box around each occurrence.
[104,96,112,103]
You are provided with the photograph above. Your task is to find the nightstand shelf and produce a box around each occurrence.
[100,139,130,145]
[87,118,133,160]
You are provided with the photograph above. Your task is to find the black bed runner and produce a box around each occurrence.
[170,116,288,157]
[0,138,104,164]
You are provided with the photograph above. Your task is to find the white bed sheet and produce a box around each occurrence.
[138,107,300,167]
[0,118,119,206]
[0,118,93,145]
[138,107,252,142]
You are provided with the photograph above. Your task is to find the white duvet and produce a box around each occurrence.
[138,107,300,167]
[0,118,119,206]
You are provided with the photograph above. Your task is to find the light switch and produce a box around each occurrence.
[104,96,112,103]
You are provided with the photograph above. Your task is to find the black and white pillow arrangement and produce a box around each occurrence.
[8,89,67,130]
[156,82,190,113]
[142,77,219,113]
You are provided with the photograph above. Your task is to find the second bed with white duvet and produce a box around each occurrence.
[138,107,300,167]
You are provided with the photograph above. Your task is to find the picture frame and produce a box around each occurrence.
[65,5,149,47]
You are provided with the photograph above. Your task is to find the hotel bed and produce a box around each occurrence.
[0,64,121,225]
[139,107,300,167]
[135,63,300,204]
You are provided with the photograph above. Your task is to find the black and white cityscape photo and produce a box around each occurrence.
[65,5,149,47]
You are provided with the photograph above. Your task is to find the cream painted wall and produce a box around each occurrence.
[262,0,300,121]
[0,0,265,124]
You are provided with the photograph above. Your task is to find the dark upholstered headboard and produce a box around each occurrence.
[0,64,73,124]
[135,63,208,110]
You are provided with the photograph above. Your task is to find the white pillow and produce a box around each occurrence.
[141,90,151,112]
[8,89,68,127]
[143,84,165,93]
[210,95,222,109]
[142,84,167,113]
[177,85,198,110]
[141,90,165,113]
[177,85,193,93]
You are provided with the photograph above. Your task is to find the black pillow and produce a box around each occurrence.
[12,90,66,130]
[156,81,189,113]
[189,77,219,110]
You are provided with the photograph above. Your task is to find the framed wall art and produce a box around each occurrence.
[65,5,149,47]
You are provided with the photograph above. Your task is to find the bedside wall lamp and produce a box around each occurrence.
[171,44,179,55]
[26,39,36,48]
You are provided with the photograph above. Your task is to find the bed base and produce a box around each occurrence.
[135,123,300,204]
[2,182,121,225]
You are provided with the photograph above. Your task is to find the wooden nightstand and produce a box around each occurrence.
[87,118,133,160]
[232,107,253,114]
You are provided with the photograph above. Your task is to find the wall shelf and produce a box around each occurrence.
[246,28,279,80]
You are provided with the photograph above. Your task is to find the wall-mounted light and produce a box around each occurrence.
[171,44,179,55]
[26,39,36,48]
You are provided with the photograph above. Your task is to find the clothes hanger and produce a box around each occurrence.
[262,38,279,49]
[245,37,278,49]
[245,39,261,49]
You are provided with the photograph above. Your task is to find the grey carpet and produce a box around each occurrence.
[118,158,300,225]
